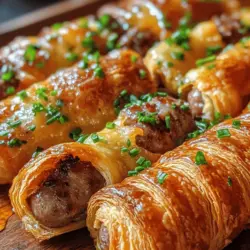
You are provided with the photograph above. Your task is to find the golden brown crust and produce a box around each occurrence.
[9,95,195,240]
[87,105,250,250]
[0,49,156,184]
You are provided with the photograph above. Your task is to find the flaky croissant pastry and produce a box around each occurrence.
[0,49,155,184]
[144,8,250,96]
[10,95,195,240]
[87,103,250,250]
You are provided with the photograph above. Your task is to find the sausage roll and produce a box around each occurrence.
[87,104,250,250]
[9,95,195,240]
[0,16,113,100]
[0,49,155,184]
[144,8,250,96]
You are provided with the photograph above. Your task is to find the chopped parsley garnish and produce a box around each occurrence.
[97,14,110,31]
[32,147,44,158]
[232,120,241,129]
[106,33,119,51]
[6,86,15,95]
[106,122,116,129]
[195,151,207,165]
[216,128,231,138]
[157,172,168,184]
[18,90,28,100]
[196,55,216,67]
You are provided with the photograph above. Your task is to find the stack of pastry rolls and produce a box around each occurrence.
[0,49,155,184]
[10,95,195,240]
[87,103,250,250]
[0,0,243,99]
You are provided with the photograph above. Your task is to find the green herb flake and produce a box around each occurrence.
[206,45,222,56]
[128,170,138,176]
[32,146,44,158]
[69,127,82,141]
[36,87,48,101]
[139,69,147,79]
[121,146,129,153]
[106,122,116,129]
[7,138,26,147]
[1,69,14,82]
[227,176,233,187]
[131,55,138,63]
[0,131,9,136]
[52,22,63,31]
[94,66,105,78]
[91,133,100,143]
[196,55,216,67]
[24,45,38,63]
[232,120,241,129]
[6,86,15,95]
[157,172,168,184]
[127,139,131,147]
[216,128,231,138]
[28,124,36,131]
[7,120,22,128]
[65,52,79,62]
[129,148,140,157]
[77,134,89,143]
[171,51,185,61]
[195,151,207,165]
[165,115,171,129]
[136,156,146,166]
[18,90,28,100]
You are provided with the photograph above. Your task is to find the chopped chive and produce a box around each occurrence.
[50,90,58,96]
[135,166,145,172]
[28,124,36,131]
[56,99,64,107]
[195,151,207,165]
[24,45,38,63]
[77,134,89,143]
[58,115,68,124]
[127,139,131,147]
[216,128,231,138]
[207,64,216,70]
[91,133,100,143]
[206,45,222,56]
[69,127,82,141]
[1,69,14,82]
[165,115,171,129]
[171,103,177,109]
[171,51,185,61]
[52,22,63,30]
[227,176,233,187]
[32,102,46,114]
[142,160,151,168]
[139,69,147,79]
[128,170,138,176]
[136,156,146,165]
[157,92,168,97]
[94,66,105,78]
[157,172,168,184]
[120,90,128,97]
[121,146,129,153]
[0,131,9,136]
[180,104,189,111]
[18,90,28,100]
[106,122,116,129]
[65,52,78,62]
[165,61,174,68]
[7,120,22,128]
[232,120,241,129]
[131,55,138,63]
[129,148,140,157]
[106,33,119,50]
[36,87,48,101]
[196,55,216,67]
[7,138,26,147]
[6,86,15,95]
[32,146,44,158]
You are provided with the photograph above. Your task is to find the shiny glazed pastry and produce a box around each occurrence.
[0,16,111,100]
[144,8,250,95]
[9,95,195,240]
[87,104,250,250]
[0,49,156,184]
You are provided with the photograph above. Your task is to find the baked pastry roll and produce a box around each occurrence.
[144,8,250,96]
[87,103,250,250]
[0,49,155,184]
[10,95,195,240]
[0,16,112,100]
